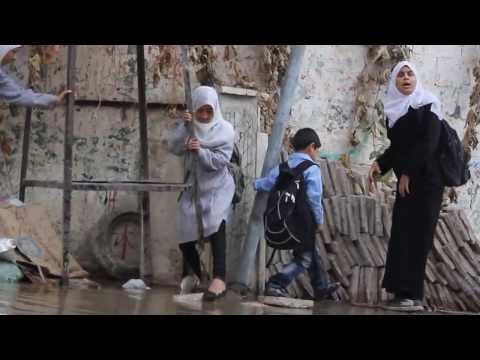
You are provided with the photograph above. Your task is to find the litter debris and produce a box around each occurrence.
[0,262,23,283]
[122,279,151,290]
[0,238,16,263]
[173,293,204,303]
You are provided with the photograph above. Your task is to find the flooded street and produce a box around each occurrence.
[0,282,441,315]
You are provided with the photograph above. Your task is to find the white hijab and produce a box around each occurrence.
[384,61,443,128]
[0,45,22,66]
[192,86,224,141]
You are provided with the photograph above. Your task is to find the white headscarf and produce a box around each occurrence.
[192,86,225,141]
[384,61,443,128]
[0,45,22,66]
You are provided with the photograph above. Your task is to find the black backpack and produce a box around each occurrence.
[264,160,317,254]
[439,120,471,187]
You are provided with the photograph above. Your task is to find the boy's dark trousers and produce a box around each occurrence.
[268,244,329,292]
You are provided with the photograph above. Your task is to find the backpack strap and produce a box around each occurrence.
[292,160,317,178]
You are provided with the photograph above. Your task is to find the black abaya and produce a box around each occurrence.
[377,104,444,300]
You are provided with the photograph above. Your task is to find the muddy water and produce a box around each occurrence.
[0,282,435,315]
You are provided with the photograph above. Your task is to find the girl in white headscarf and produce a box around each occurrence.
[168,86,235,301]
[368,61,445,312]
[0,45,71,108]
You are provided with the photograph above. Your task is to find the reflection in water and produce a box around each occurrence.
[0,282,430,315]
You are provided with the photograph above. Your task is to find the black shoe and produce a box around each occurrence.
[381,298,424,312]
[202,289,227,302]
[314,283,340,301]
[265,284,289,298]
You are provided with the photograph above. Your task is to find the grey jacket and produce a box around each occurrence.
[168,120,235,244]
[0,68,58,108]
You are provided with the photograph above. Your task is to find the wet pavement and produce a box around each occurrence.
[0,282,439,315]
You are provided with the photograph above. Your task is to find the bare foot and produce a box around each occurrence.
[208,278,226,295]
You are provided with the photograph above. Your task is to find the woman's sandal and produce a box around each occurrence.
[203,289,227,302]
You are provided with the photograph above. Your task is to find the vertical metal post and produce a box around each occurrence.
[235,45,307,291]
[61,45,77,287]
[180,45,205,247]
[136,45,151,281]
[19,108,32,202]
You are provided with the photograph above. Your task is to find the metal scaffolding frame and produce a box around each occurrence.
[18,45,189,286]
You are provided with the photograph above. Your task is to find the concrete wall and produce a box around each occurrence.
[290,45,480,234]
[1,45,479,284]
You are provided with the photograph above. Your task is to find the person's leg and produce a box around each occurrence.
[204,221,227,300]
[210,221,226,281]
[308,245,339,300]
[266,251,312,296]
[179,241,202,280]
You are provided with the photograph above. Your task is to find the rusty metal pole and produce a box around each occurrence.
[136,45,151,281]
[19,107,32,202]
[180,45,205,248]
[61,45,77,287]
[234,45,307,293]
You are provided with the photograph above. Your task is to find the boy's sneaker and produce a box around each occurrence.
[382,298,424,312]
[314,282,340,301]
[265,283,289,298]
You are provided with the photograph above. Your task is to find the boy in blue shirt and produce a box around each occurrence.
[255,128,339,301]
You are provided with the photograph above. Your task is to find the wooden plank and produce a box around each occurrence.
[319,223,332,244]
[357,267,366,304]
[381,204,391,239]
[372,235,387,265]
[344,239,362,266]
[436,262,460,291]
[446,244,476,277]
[360,234,382,267]
[432,240,456,271]
[339,197,349,235]
[319,159,334,198]
[457,292,480,313]
[438,220,454,246]
[351,196,362,236]
[458,210,480,244]
[442,215,464,249]
[346,197,358,240]
[367,197,375,235]
[452,211,470,245]
[424,260,436,284]
[330,196,342,234]
[337,236,355,268]
[459,244,480,276]
[374,202,383,237]
[349,266,360,303]
[334,162,346,196]
[434,222,449,247]
[359,196,369,233]
[452,292,468,312]
[370,235,386,266]
[326,160,339,196]
[356,238,375,267]
[328,254,350,288]
[435,283,448,309]
[332,242,353,277]
[322,199,336,236]
[364,267,377,305]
